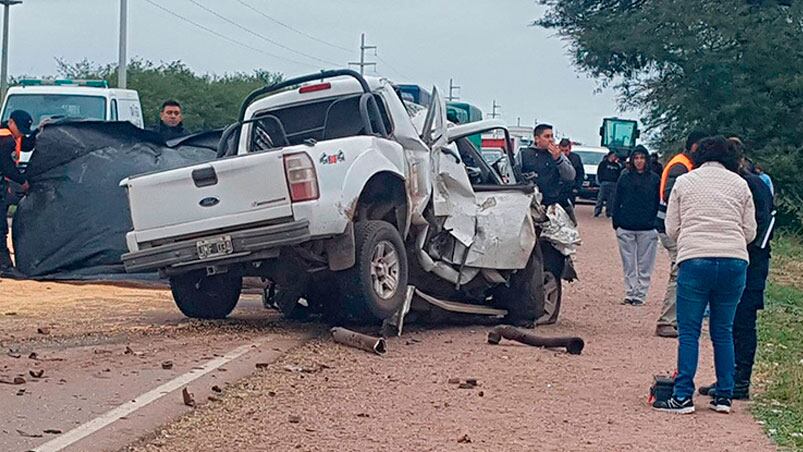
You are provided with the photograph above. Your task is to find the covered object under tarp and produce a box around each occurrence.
[9,121,218,280]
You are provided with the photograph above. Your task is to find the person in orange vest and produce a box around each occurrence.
[0,110,32,271]
[653,130,707,338]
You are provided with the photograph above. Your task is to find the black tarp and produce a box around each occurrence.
[10,121,218,279]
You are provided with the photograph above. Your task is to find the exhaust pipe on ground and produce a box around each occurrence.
[331,327,387,355]
[487,325,585,355]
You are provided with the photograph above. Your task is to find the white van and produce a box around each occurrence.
[1,79,144,128]
[0,79,144,163]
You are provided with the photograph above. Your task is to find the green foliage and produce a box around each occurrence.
[54,59,283,131]
[537,1,803,226]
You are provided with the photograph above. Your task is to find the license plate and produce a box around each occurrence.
[196,236,234,260]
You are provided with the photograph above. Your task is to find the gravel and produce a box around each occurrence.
[125,205,775,452]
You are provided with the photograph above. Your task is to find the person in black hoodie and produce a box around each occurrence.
[594,151,622,217]
[611,146,660,305]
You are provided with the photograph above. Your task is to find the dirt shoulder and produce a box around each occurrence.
[124,205,774,452]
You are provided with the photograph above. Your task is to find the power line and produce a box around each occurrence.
[187,0,340,67]
[142,0,315,69]
[235,0,352,54]
[375,54,410,80]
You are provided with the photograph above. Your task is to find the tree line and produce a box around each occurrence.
[537,0,803,228]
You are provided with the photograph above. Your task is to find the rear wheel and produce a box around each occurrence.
[337,221,408,323]
[170,270,242,319]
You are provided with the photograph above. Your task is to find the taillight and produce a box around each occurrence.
[299,82,331,94]
[284,153,319,202]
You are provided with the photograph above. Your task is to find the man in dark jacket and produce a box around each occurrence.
[558,138,584,224]
[611,146,660,305]
[153,100,187,142]
[520,124,576,206]
[699,151,775,400]
[0,110,32,270]
[594,151,622,217]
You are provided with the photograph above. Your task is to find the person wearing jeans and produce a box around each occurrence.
[699,152,775,401]
[611,146,660,305]
[653,136,756,415]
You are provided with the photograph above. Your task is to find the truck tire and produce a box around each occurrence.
[539,241,565,325]
[495,246,547,327]
[337,220,408,322]
[170,270,243,319]
[538,271,562,325]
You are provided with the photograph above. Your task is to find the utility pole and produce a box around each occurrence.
[489,100,501,119]
[516,117,521,127]
[348,33,376,76]
[118,0,127,88]
[0,0,21,100]
[445,78,460,101]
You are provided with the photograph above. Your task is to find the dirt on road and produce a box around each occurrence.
[115,205,774,452]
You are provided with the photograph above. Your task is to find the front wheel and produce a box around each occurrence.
[494,245,547,327]
[337,220,408,323]
[538,271,562,325]
[170,270,242,319]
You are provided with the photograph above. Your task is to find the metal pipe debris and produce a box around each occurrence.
[487,325,585,355]
[331,327,386,355]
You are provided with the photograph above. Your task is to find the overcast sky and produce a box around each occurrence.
[5,0,634,144]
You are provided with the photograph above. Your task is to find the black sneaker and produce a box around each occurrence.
[653,396,695,414]
[622,298,633,305]
[630,299,645,306]
[709,396,732,413]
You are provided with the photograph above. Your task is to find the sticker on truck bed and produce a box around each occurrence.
[319,151,345,165]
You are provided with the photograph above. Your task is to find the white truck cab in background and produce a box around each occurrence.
[0,79,144,164]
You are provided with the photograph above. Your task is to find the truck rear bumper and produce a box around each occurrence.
[122,220,311,273]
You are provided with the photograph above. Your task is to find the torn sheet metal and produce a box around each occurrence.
[463,192,536,270]
[431,150,477,247]
[539,204,582,256]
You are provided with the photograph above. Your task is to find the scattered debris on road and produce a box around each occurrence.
[487,325,585,355]
[37,327,51,335]
[182,387,196,407]
[161,360,174,370]
[16,428,43,438]
[211,385,223,393]
[255,362,271,369]
[458,433,472,444]
[0,376,27,385]
[4,311,17,316]
[288,415,302,424]
[29,369,45,378]
[43,428,63,434]
[331,327,386,355]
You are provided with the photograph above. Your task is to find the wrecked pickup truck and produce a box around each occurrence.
[120,69,577,325]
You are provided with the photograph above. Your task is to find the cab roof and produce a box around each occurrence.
[244,75,391,119]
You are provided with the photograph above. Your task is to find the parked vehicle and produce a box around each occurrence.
[572,145,610,202]
[1,79,144,164]
[121,70,572,325]
[396,84,432,106]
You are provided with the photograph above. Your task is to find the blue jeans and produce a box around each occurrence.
[673,258,748,400]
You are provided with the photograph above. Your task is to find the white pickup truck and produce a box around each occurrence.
[121,70,569,325]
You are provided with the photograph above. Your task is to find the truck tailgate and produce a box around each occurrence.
[124,151,292,236]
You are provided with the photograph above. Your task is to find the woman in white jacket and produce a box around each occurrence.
[653,136,756,415]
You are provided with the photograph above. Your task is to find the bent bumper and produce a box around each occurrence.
[122,220,311,273]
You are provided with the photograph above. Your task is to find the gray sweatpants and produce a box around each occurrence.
[616,228,658,303]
